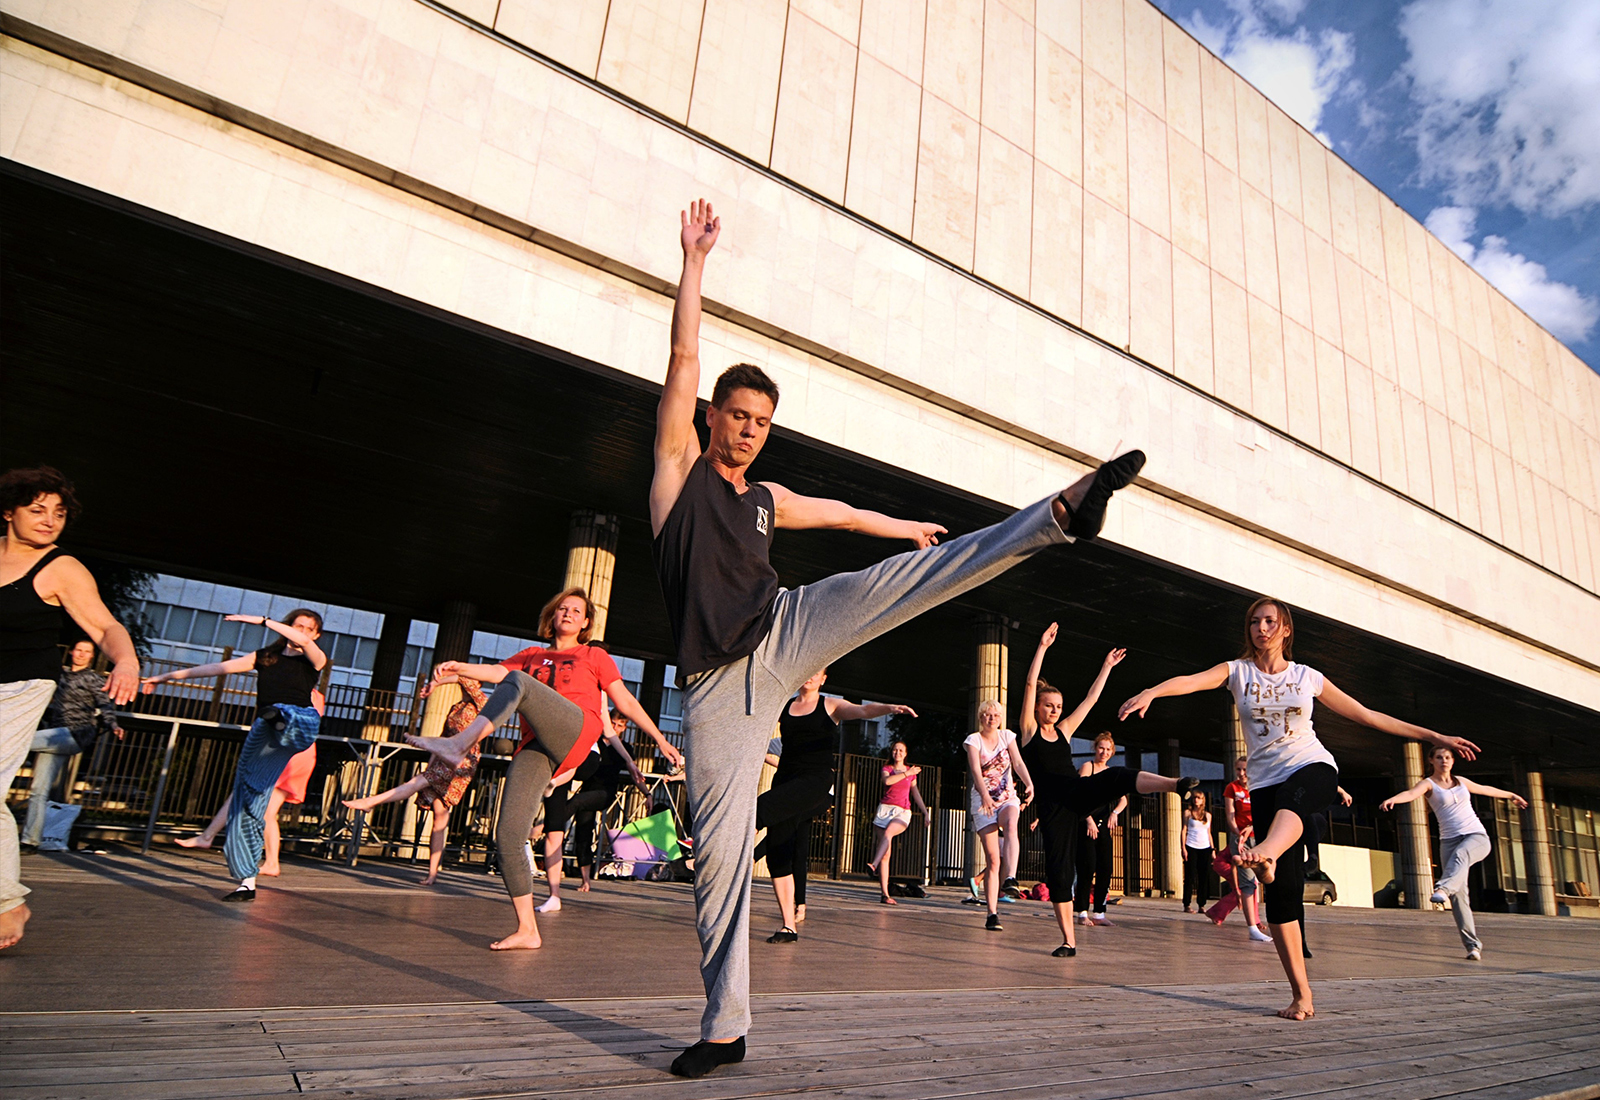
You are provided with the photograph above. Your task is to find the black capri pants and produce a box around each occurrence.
[1038,767,1141,902]
[1251,762,1339,925]
[757,772,834,902]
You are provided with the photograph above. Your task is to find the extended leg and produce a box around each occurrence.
[1,680,57,948]
[177,796,231,848]
[423,798,449,885]
[343,772,432,812]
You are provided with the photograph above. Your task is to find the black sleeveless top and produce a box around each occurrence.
[653,456,779,682]
[254,647,320,714]
[775,698,837,780]
[1021,730,1078,806]
[0,547,67,684]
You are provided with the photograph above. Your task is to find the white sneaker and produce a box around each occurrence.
[1466,948,1482,961]
[1249,925,1273,942]
[535,896,561,914]
[1430,890,1448,905]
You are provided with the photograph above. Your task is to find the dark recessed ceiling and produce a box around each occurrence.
[3,161,1595,784]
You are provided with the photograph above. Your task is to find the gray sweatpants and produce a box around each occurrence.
[1438,831,1491,952]
[683,494,1068,1040]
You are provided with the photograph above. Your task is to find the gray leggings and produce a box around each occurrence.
[1438,832,1491,952]
[683,494,1068,1040]
[481,671,585,899]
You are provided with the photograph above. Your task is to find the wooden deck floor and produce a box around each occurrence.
[4,847,1599,1099]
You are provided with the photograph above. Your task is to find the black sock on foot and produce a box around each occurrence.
[670,1037,746,1078]
[1175,776,1200,795]
[1052,943,1077,957]
[1062,450,1146,540]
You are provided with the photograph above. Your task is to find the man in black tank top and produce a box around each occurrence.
[655,201,1147,1077]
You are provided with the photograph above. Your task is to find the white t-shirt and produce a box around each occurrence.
[1227,660,1338,789]
[964,729,1018,803]
[1426,778,1487,839]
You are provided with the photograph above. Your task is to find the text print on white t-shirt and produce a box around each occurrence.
[1235,663,1322,750]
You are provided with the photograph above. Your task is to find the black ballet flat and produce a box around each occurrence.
[985,913,1003,932]
[1059,450,1146,540]
[766,928,798,944]
[670,1036,746,1078]
[222,887,256,903]
[1052,943,1077,957]
[1175,776,1200,795]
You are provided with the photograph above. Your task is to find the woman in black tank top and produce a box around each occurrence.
[2,466,142,951]
[143,609,328,900]
[756,669,916,942]
[1020,625,1197,957]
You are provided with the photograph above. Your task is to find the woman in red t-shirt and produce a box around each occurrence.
[409,586,681,951]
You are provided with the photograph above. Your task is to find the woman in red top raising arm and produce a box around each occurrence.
[409,587,681,950]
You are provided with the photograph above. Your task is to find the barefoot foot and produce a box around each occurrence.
[419,874,438,886]
[1235,848,1276,884]
[577,881,590,893]
[175,834,215,849]
[1276,1000,1314,1021]
[405,733,470,768]
[0,903,31,949]
[794,904,806,923]
[342,796,381,812]
[490,929,542,950]
[258,863,281,877]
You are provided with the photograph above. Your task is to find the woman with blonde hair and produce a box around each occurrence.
[1022,623,1196,955]
[1181,790,1215,913]
[408,586,679,950]
[965,697,1033,932]
[1118,596,1479,1020]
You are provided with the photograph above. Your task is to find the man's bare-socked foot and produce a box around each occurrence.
[0,903,30,949]
[1277,1000,1314,1021]
[175,834,215,849]
[405,732,470,767]
[491,928,542,950]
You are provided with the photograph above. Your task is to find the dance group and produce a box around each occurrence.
[0,200,1528,1076]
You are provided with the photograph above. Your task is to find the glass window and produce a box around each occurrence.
[142,602,171,637]
[333,633,358,668]
[215,617,242,650]
[239,623,268,651]
[165,607,194,642]
[355,638,378,670]
[190,611,220,648]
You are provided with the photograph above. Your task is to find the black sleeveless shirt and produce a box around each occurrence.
[1021,730,1079,806]
[0,547,67,684]
[653,456,779,682]
[254,647,320,715]
[775,698,837,780]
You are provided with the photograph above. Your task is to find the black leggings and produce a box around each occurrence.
[1183,845,1213,907]
[1073,815,1114,912]
[1038,766,1141,902]
[757,772,833,903]
[1252,762,1339,925]
[572,783,621,869]
[485,672,586,899]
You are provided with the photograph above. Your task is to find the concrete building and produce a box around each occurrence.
[2,0,1596,910]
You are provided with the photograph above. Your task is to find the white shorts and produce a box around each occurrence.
[873,804,913,830]
[970,791,1020,833]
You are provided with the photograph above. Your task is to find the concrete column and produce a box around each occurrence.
[420,600,477,739]
[563,510,621,641]
[1513,757,1559,916]
[1226,709,1246,782]
[362,613,411,741]
[1395,740,1434,909]
[1158,738,1182,897]
[1122,742,1143,897]
[965,614,1008,882]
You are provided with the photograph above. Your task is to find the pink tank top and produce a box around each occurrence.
[881,765,915,809]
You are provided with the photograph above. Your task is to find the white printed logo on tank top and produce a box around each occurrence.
[1227,660,1338,789]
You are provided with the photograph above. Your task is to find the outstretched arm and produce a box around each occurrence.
[763,482,946,549]
[1059,648,1126,737]
[1117,663,1229,721]
[1317,680,1481,761]
[48,557,140,704]
[650,199,720,535]
[243,615,328,670]
[1379,778,1431,812]
[1019,623,1057,741]
[1460,776,1529,808]
[828,699,917,723]
[604,679,683,768]
[143,652,257,687]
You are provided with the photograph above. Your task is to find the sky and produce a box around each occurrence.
[1147,0,1600,374]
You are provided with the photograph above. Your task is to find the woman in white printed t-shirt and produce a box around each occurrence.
[1381,745,1526,961]
[1117,596,1480,1022]
[964,699,1035,933]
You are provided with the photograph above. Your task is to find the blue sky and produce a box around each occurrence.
[1147,0,1600,374]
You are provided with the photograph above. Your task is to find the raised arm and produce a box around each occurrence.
[604,678,684,768]
[244,615,328,670]
[1019,623,1057,741]
[47,556,140,704]
[1117,662,1230,721]
[763,482,946,549]
[1379,777,1432,812]
[1059,648,1126,737]
[650,199,720,535]
[143,651,257,688]
[424,660,510,698]
[1317,679,1481,761]
[1460,776,1529,808]
[828,699,917,723]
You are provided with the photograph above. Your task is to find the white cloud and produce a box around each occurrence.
[1400,0,1600,216]
[1177,2,1354,144]
[1425,206,1600,343]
